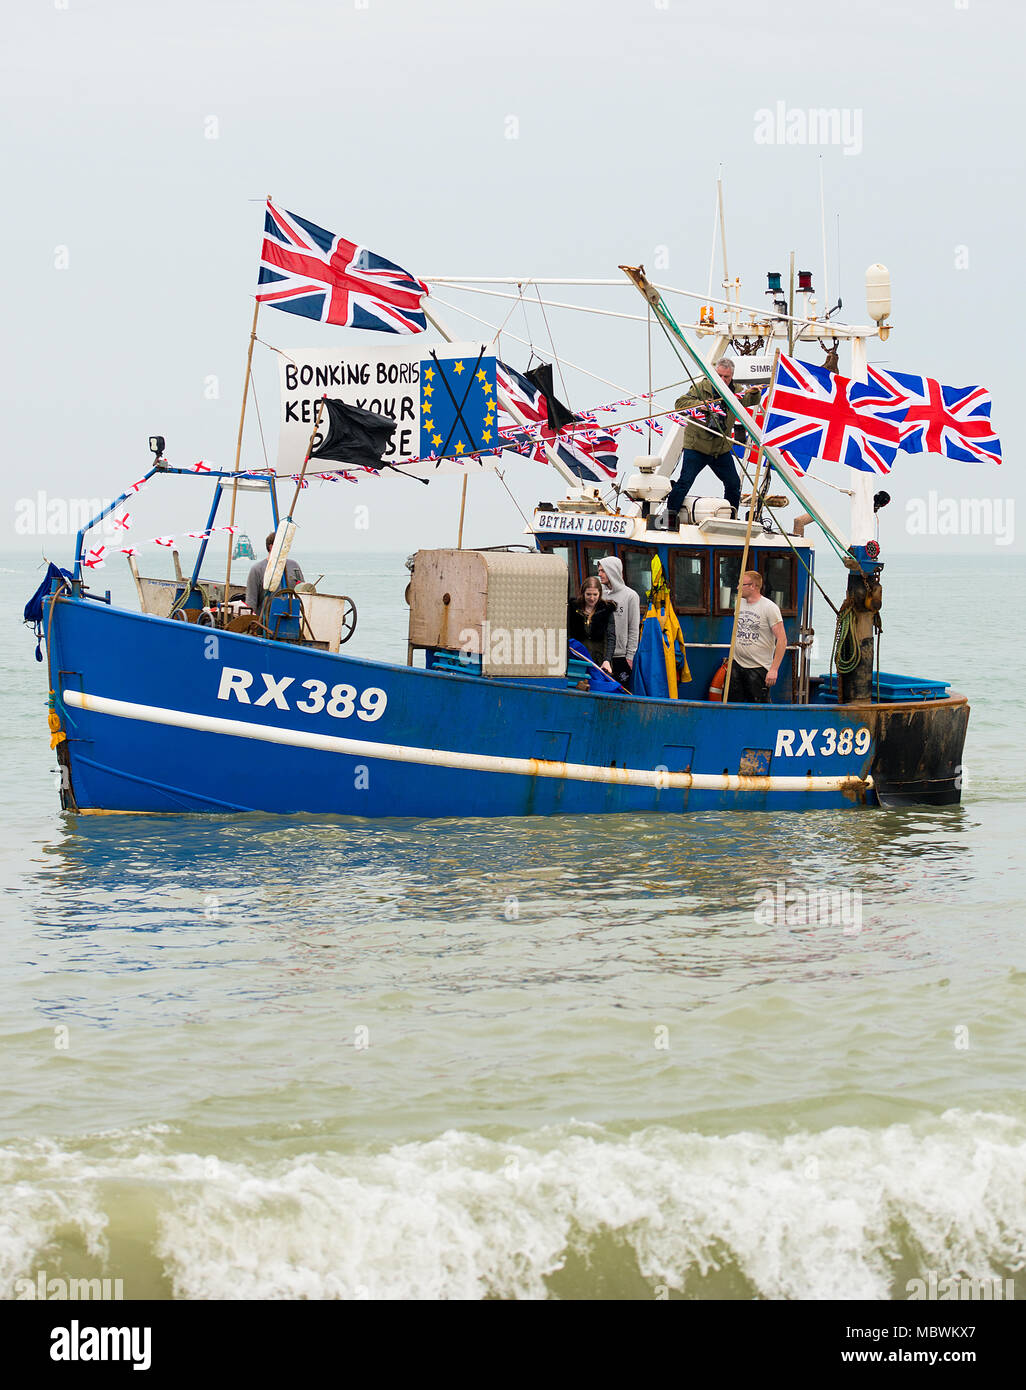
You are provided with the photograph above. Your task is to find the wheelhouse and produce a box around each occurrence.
[535,506,814,702]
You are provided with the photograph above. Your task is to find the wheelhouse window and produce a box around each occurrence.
[714,550,743,614]
[581,544,606,584]
[539,541,574,597]
[581,545,653,608]
[621,548,653,608]
[670,550,707,614]
[761,552,797,615]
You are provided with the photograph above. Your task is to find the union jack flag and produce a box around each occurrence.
[763,354,901,475]
[868,367,1002,465]
[256,201,428,333]
[495,362,617,481]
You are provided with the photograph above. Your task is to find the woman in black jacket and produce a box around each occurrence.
[567,575,616,666]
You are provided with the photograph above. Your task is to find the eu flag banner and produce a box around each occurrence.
[420,354,498,463]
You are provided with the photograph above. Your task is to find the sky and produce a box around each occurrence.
[2,0,1022,565]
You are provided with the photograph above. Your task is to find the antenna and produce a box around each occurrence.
[819,157,829,314]
[717,172,735,317]
[707,168,721,299]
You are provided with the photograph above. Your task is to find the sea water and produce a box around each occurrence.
[1,550,1023,1300]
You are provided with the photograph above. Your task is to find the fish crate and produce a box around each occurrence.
[816,672,951,704]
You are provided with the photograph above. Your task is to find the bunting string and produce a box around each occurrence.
[88,383,736,563]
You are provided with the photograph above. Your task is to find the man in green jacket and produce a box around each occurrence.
[667,358,760,520]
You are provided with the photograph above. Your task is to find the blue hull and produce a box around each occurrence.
[43,595,965,816]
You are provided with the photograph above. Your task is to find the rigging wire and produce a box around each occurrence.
[489,288,525,347]
[516,283,535,365]
[534,283,573,412]
[428,293,637,395]
[493,467,533,529]
[249,373,271,471]
[426,275,847,334]
[430,281,649,323]
[803,473,854,498]
[647,304,653,452]
[255,337,296,362]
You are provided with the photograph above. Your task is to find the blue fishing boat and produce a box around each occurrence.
[26,216,978,817]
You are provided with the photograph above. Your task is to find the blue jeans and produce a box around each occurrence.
[667,448,741,515]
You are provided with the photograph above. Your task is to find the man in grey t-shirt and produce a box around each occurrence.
[729,570,786,703]
[245,532,305,614]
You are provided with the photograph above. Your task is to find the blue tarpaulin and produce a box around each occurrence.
[568,639,623,694]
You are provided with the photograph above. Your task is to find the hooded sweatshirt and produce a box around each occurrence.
[599,556,640,662]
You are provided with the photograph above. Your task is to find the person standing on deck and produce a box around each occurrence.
[597,556,640,688]
[567,575,616,666]
[667,358,761,521]
[246,532,305,614]
[729,571,786,703]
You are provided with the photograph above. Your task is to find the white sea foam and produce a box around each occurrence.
[1,1112,1024,1300]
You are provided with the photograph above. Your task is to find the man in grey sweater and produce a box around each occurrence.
[246,532,305,614]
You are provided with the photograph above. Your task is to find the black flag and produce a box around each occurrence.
[308,399,397,469]
[524,363,576,431]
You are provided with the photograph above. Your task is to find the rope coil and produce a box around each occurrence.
[831,601,861,676]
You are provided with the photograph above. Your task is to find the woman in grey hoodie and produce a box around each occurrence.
[597,555,640,687]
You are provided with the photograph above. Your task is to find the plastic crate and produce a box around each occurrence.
[816,671,950,703]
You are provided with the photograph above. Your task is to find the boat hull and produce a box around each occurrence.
[44,596,967,817]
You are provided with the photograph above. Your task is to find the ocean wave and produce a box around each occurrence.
[2,1111,1024,1300]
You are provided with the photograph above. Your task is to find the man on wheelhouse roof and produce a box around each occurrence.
[667,357,761,523]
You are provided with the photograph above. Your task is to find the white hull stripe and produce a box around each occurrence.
[62,690,872,795]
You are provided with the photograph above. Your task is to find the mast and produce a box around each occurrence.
[221,195,272,623]
[723,350,780,703]
[221,297,260,619]
[837,333,882,704]
[847,336,875,546]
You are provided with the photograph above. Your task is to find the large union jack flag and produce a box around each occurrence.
[496,362,617,482]
[763,355,902,476]
[868,366,1002,465]
[256,201,428,333]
